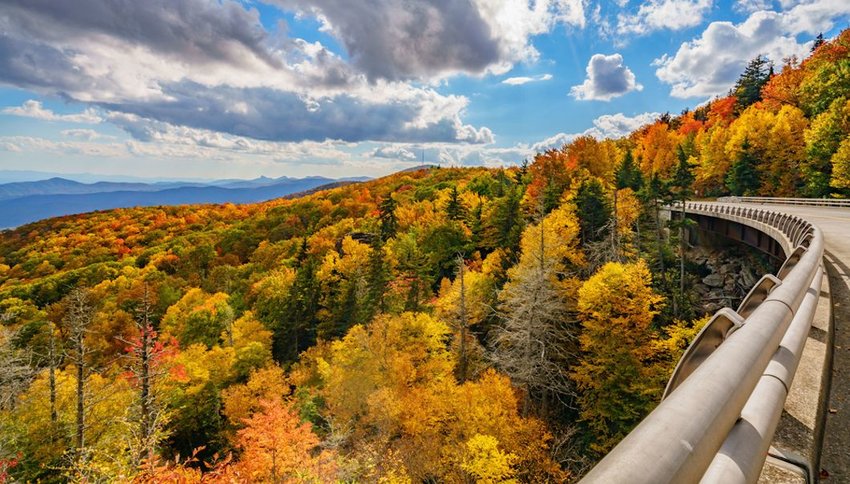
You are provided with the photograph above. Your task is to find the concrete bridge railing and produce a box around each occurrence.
[718,196,850,208]
[580,201,825,484]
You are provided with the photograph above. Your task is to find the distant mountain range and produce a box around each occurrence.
[0,175,369,229]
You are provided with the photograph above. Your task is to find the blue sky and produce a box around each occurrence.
[0,0,847,181]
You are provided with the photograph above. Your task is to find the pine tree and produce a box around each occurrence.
[446,186,465,221]
[378,195,398,242]
[734,55,772,111]
[638,173,671,286]
[574,178,612,247]
[487,187,524,253]
[468,202,484,251]
[273,253,320,363]
[726,138,761,196]
[615,150,643,192]
[613,151,644,261]
[363,242,390,322]
[515,159,529,185]
[669,146,696,317]
[812,33,825,52]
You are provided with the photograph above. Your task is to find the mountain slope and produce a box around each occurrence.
[0,177,364,228]
[0,177,200,201]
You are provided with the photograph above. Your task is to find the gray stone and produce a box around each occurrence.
[703,273,725,287]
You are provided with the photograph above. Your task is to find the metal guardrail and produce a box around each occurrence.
[718,196,850,207]
[580,201,825,484]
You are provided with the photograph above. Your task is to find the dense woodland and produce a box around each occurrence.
[1,29,849,484]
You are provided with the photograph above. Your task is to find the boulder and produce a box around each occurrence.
[703,273,725,287]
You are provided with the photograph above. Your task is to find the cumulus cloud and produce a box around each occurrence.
[502,74,553,85]
[654,1,850,98]
[617,0,712,35]
[531,132,582,152]
[2,100,101,123]
[99,82,494,144]
[268,0,586,81]
[586,112,661,137]
[372,145,420,161]
[531,111,659,150]
[0,0,495,145]
[570,54,643,101]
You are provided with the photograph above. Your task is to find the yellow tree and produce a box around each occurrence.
[694,124,732,195]
[434,260,495,381]
[572,260,666,454]
[160,289,233,348]
[291,314,565,482]
[830,136,850,190]
[229,311,274,379]
[806,98,850,195]
[764,105,807,196]
[460,434,518,484]
[5,369,135,481]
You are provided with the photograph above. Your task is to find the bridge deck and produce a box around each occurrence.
[733,203,850,481]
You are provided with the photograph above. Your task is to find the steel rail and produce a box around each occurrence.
[580,201,824,484]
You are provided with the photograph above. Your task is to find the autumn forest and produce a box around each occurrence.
[2,28,850,484]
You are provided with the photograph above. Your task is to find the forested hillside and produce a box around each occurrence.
[1,28,849,484]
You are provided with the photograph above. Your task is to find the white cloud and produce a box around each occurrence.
[0,0,495,145]
[618,0,712,35]
[269,0,586,81]
[531,132,582,152]
[60,128,110,140]
[587,112,661,137]
[501,73,553,85]
[371,145,420,161]
[2,100,102,123]
[530,111,659,151]
[570,54,643,101]
[654,1,850,98]
[734,0,775,13]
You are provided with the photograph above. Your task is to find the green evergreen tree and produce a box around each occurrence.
[318,270,360,341]
[272,252,320,364]
[726,139,761,196]
[468,202,484,252]
[637,173,672,287]
[378,195,398,241]
[542,178,564,214]
[515,159,530,185]
[734,55,772,111]
[486,186,524,253]
[615,151,644,192]
[446,186,466,221]
[363,242,391,321]
[668,145,696,317]
[574,178,612,246]
[812,33,825,52]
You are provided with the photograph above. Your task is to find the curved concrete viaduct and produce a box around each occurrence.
[580,200,850,484]
[722,201,850,483]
